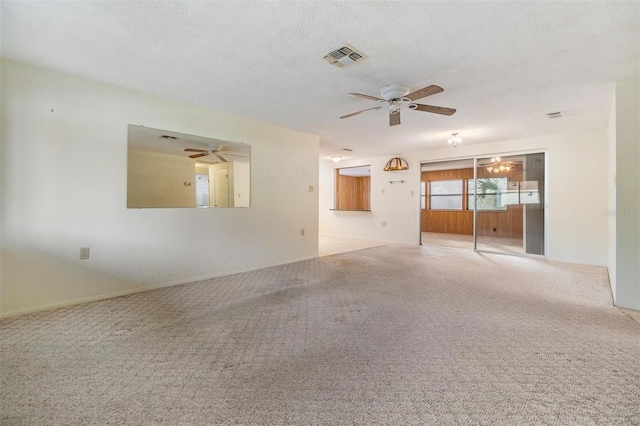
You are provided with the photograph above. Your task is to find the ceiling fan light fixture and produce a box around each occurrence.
[340,83,456,126]
[485,157,516,174]
[380,84,409,100]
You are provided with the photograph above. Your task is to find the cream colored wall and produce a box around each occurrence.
[0,59,319,316]
[320,128,609,267]
[127,149,196,208]
[195,165,209,174]
[234,162,251,208]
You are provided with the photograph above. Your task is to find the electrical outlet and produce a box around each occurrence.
[381,188,385,194]
[381,221,386,227]
[308,185,314,192]
[410,190,415,196]
[300,229,305,236]
[80,247,90,260]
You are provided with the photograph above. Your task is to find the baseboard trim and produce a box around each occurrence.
[0,255,318,319]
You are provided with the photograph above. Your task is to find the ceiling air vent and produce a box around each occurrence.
[547,111,563,119]
[323,44,367,68]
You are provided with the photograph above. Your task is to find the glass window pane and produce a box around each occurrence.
[468,178,508,211]
[431,195,463,210]
[429,180,463,210]
[520,180,540,204]
[431,180,463,194]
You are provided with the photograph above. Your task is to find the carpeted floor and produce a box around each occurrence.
[318,234,385,257]
[1,244,639,425]
[423,232,525,254]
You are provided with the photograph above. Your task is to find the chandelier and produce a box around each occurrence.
[486,157,513,174]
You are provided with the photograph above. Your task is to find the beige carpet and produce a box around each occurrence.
[2,244,639,425]
[318,233,386,257]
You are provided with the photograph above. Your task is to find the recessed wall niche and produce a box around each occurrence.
[334,165,371,211]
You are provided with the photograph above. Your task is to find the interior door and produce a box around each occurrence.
[214,168,229,208]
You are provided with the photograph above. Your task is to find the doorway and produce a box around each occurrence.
[420,152,546,257]
[213,168,229,208]
[195,174,210,207]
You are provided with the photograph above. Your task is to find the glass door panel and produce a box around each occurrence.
[473,153,545,256]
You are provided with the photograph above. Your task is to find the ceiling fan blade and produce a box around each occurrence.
[340,106,382,119]
[189,153,208,159]
[389,111,401,126]
[348,93,386,102]
[412,104,457,116]
[405,85,444,101]
[184,148,207,152]
[220,153,246,158]
[216,154,228,162]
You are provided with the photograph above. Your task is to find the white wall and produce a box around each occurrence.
[1,59,320,316]
[321,128,609,267]
[612,75,640,310]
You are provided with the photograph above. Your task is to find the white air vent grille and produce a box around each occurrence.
[323,44,367,68]
[547,111,563,119]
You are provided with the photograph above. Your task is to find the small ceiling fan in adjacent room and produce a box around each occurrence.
[184,145,245,162]
[340,83,456,126]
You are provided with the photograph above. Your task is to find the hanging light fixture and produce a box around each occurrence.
[330,156,342,163]
[447,133,462,147]
[485,156,514,174]
[384,157,409,171]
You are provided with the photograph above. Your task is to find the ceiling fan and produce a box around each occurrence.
[340,83,456,126]
[184,145,244,162]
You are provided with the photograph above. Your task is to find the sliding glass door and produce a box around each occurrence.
[472,153,545,256]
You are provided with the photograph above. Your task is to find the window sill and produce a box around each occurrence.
[330,209,372,212]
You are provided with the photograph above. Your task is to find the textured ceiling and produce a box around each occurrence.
[2,1,638,160]
[128,125,250,163]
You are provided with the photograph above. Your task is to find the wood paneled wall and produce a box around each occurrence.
[422,169,473,234]
[336,173,370,210]
[421,167,523,238]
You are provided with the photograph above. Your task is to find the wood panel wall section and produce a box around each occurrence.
[421,167,523,238]
[335,171,370,210]
[422,169,473,234]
